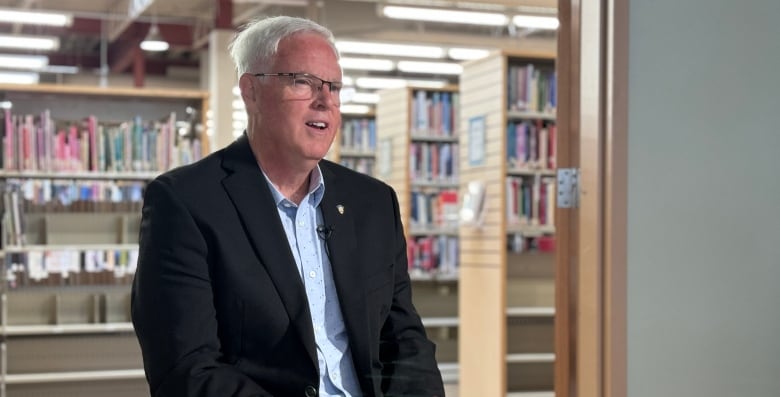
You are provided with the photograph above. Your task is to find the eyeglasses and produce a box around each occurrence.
[253,72,342,104]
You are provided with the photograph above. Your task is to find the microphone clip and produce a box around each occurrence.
[316,225,334,241]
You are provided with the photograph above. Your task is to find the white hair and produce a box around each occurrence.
[228,16,339,78]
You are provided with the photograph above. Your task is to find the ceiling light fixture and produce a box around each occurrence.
[340,87,356,103]
[397,61,463,75]
[512,15,560,30]
[355,77,447,90]
[0,54,49,70]
[0,35,59,51]
[355,77,407,90]
[448,48,492,61]
[349,92,380,104]
[382,5,509,26]
[340,104,372,115]
[42,65,79,74]
[341,88,380,104]
[0,71,40,85]
[140,24,169,52]
[0,8,72,26]
[339,57,395,72]
[336,41,444,59]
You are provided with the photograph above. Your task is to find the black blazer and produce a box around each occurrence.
[131,135,444,397]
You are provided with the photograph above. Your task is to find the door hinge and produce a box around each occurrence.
[557,168,579,208]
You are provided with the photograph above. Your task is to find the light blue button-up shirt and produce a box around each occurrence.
[262,166,361,397]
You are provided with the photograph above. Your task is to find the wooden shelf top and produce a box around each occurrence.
[408,226,459,237]
[506,306,555,317]
[3,243,139,254]
[409,271,459,282]
[506,167,556,177]
[501,48,557,60]
[421,316,459,328]
[338,148,376,158]
[2,369,145,384]
[405,84,459,93]
[1,322,134,336]
[507,110,557,121]
[409,133,459,143]
[410,180,459,189]
[506,353,555,364]
[506,224,556,237]
[506,392,554,397]
[0,83,208,100]
[0,170,159,180]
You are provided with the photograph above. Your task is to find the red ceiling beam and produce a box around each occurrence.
[108,22,196,73]
[109,23,147,73]
[0,17,202,77]
[133,45,145,87]
[215,0,233,30]
[51,54,196,75]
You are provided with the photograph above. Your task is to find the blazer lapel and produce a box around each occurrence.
[319,163,372,384]
[219,136,318,368]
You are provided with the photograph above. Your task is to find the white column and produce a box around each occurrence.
[208,29,239,151]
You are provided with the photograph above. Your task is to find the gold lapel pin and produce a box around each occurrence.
[337,205,345,215]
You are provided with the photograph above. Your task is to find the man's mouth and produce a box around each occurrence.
[306,121,328,130]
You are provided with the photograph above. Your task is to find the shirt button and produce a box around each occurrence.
[309,271,316,278]
[283,203,292,208]
[298,220,305,227]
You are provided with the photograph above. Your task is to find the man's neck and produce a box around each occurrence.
[248,132,319,205]
[258,158,315,205]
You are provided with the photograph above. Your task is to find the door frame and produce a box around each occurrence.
[555,0,628,396]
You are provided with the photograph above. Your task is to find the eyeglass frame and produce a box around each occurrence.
[252,72,343,103]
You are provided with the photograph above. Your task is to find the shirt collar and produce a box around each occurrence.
[261,164,326,208]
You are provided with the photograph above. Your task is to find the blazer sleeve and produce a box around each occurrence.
[131,178,270,397]
[379,187,446,397]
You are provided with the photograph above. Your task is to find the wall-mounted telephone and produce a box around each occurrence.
[459,180,487,227]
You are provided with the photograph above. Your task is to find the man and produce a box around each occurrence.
[131,16,444,397]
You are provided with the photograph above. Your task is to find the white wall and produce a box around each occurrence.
[628,1,780,396]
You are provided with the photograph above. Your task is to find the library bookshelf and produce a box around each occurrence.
[457,50,557,397]
[376,85,461,382]
[0,84,209,397]
[328,113,377,176]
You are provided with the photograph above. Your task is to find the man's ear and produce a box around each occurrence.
[238,73,257,109]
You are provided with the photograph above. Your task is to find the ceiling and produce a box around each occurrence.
[0,0,558,85]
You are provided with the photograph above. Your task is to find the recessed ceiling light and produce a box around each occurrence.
[0,35,59,51]
[336,41,445,59]
[513,15,560,30]
[340,104,372,115]
[397,61,463,75]
[448,48,492,61]
[0,54,48,70]
[340,57,395,72]
[0,71,39,85]
[382,5,509,26]
[0,8,72,27]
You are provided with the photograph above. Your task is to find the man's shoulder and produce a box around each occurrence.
[153,147,226,191]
